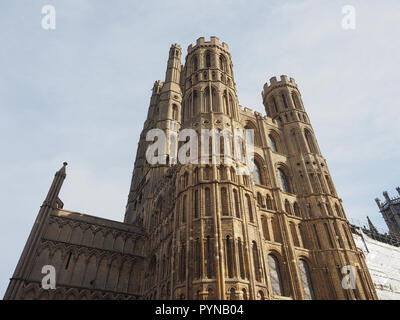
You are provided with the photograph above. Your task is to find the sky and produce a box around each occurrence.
[0,0,399,297]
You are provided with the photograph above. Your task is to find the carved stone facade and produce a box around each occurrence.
[4,164,146,300]
[4,37,378,300]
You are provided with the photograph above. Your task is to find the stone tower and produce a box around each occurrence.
[375,188,400,236]
[123,37,377,300]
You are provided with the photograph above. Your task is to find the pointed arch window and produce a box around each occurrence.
[277,168,290,193]
[245,122,261,147]
[223,91,229,115]
[252,241,262,282]
[204,86,218,112]
[262,216,270,241]
[266,195,273,210]
[219,166,226,180]
[221,187,229,216]
[179,242,186,282]
[233,189,241,218]
[229,288,236,300]
[272,96,278,112]
[205,187,212,216]
[205,52,211,68]
[172,104,178,121]
[203,166,211,180]
[243,175,249,187]
[298,259,315,300]
[293,202,301,217]
[245,126,254,146]
[194,189,199,218]
[193,56,198,71]
[257,192,263,207]
[268,255,284,296]
[246,194,254,223]
[219,55,226,72]
[305,129,317,153]
[225,236,235,278]
[230,167,236,183]
[222,90,234,117]
[281,93,288,108]
[268,134,277,152]
[306,203,314,218]
[229,94,235,118]
[237,238,245,279]
[292,92,301,109]
[333,223,344,248]
[193,90,199,116]
[253,160,263,185]
[242,289,248,300]
[204,87,211,112]
[343,224,353,249]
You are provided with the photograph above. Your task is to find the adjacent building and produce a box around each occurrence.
[375,188,400,237]
[351,223,400,299]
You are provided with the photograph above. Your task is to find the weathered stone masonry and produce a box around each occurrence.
[4,37,378,300]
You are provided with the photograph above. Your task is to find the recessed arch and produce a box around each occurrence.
[291,91,302,110]
[267,254,285,296]
[245,194,254,223]
[268,130,282,153]
[276,165,291,193]
[192,55,198,72]
[252,155,268,186]
[244,121,261,147]
[298,259,315,300]
[293,202,301,217]
[266,194,274,210]
[219,54,227,72]
[304,129,317,153]
[204,85,219,112]
[205,51,211,68]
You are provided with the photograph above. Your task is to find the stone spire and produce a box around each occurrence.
[43,162,67,207]
[367,216,378,233]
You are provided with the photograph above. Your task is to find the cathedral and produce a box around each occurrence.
[4,37,378,300]
[375,188,400,237]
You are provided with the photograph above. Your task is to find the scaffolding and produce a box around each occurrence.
[350,224,400,248]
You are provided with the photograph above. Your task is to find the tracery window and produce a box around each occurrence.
[268,255,284,296]
[277,168,290,193]
[298,259,315,300]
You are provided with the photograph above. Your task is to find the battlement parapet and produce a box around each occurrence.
[262,75,297,98]
[187,36,230,53]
